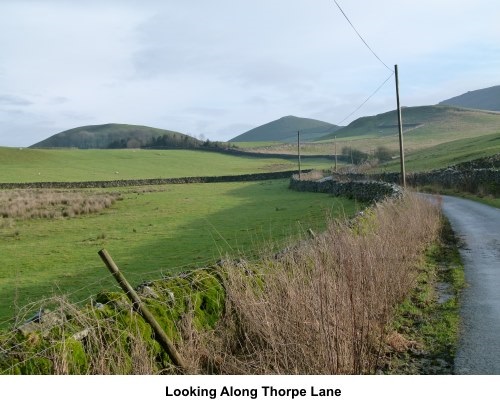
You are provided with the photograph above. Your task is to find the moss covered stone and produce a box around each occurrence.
[1,268,226,374]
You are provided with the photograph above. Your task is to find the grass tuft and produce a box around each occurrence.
[0,189,121,220]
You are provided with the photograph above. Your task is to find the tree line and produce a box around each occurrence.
[107,134,231,150]
[342,145,394,165]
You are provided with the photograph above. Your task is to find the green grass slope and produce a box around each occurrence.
[0,148,333,183]
[30,123,200,149]
[230,115,339,142]
[439,85,500,111]
[380,132,500,172]
[320,105,500,141]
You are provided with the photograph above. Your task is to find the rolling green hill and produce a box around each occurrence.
[439,85,500,111]
[30,123,201,149]
[319,105,500,143]
[230,115,340,142]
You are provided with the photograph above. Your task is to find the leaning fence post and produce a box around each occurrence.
[98,249,188,373]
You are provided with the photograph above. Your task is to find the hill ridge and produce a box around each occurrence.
[318,105,500,141]
[230,115,340,143]
[30,123,201,149]
[439,85,500,111]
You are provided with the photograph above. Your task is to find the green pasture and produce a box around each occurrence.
[260,127,500,159]
[380,132,500,172]
[0,179,359,326]
[0,148,333,183]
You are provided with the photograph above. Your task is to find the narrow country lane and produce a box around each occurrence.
[438,195,500,374]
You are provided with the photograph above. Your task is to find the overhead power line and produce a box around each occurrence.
[333,0,393,72]
[337,71,394,126]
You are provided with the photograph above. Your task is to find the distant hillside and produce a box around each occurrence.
[230,116,340,142]
[380,132,500,172]
[439,85,500,111]
[30,124,201,149]
[319,105,500,140]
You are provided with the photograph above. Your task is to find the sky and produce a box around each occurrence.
[0,0,499,147]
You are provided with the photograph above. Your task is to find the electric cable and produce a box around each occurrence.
[333,0,393,72]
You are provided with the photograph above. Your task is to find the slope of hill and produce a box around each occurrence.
[380,132,500,172]
[439,85,500,111]
[30,123,200,149]
[230,116,340,142]
[319,105,500,141]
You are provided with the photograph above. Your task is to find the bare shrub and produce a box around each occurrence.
[184,193,441,374]
[295,170,326,181]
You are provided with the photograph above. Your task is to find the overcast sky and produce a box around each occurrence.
[0,0,499,147]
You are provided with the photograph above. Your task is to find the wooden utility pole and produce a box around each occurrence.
[334,136,338,171]
[297,130,301,179]
[395,64,406,187]
[98,249,188,373]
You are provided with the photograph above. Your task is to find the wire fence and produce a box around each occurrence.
[0,246,236,375]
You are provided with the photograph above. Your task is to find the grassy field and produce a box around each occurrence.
[0,179,359,326]
[380,132,500,172]
[237,141,340,156]
[0,148,333,183]
[245,128,500,160]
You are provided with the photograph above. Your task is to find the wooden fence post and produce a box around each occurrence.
[98,249,188,373]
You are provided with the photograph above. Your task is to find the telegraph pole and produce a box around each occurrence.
[334,135,338,171]
[297,130,301,179]
[395,64,406,187]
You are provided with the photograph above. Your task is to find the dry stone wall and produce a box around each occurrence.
[289,175,403,202]
[0,170,309,190]
[325,154,500,196]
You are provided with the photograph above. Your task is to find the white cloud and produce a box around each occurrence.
[0,0,499,146]
[0,94,33,106]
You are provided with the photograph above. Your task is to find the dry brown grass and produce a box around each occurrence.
[0,189,121,219]
[181,192,441,374]
[295,170,326,181]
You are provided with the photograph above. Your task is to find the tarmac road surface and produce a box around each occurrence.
[438,195,500,374]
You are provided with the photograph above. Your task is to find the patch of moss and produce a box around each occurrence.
[143,270,226,337]
[0,268,227,374]
[190,271,226,329]
[19,356,53,375]
[51,338,88,374]
[8,333,56,374]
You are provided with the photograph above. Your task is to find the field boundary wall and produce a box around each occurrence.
[289,175,403,202]
[0,170,311,189]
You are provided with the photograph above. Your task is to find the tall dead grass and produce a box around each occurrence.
[0,189,121,219]
[182,192,441,374]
